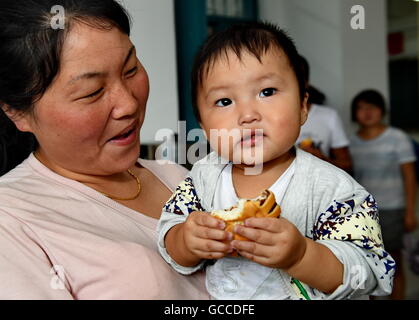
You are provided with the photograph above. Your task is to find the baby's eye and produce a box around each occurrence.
[215,98,232,107]
[259,88,277,98]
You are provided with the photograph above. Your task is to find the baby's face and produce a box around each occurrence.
[197,47,308,167]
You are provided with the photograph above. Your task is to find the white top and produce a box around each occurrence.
[350,127,416,210]
[296,104,349,157]
[208,161,296,299]
[0,154,209,299]
[213,161,296,210]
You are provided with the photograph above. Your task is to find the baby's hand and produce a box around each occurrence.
[183,211,234,260]
[231,217,307,270]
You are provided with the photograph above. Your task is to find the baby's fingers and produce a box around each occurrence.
[191,239,233,256]
[196,226,233,242]
[193,250,230,260]
[235,249,272,267]
[243,217,284,233]
[233,224,275,245]
[189,211,225,229]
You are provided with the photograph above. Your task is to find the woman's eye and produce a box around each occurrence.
[215,98,232,107]
[259,88,277,98]
[82,88,103,99]
[125,66,138,77]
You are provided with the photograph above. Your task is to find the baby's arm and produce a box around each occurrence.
[310,192,395,298]
[157,177,232,274]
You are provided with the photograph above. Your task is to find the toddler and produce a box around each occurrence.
[158,22,394,300]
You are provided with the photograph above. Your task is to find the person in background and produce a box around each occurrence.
[350,89,417,300]
[296,56,352,173]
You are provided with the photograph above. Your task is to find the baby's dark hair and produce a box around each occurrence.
[191,21,306,122]
[351,89,386,122]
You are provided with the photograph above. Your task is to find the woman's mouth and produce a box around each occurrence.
[108,123,139,146]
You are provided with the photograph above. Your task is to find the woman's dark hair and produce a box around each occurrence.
[0,0,131,176]
[307,85,326,105]
[351,89,386,122]
[297,55,327,105]
[191,21,306,122]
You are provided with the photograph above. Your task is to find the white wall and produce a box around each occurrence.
[259,0,389,133]
[121,0,179,144]
[341,0,389,129]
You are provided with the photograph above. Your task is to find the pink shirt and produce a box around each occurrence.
[0,154,208,300]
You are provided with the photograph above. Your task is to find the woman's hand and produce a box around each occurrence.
[181,211,233,261]
[231,217,307,270]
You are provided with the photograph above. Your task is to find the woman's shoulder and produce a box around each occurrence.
[138,159,188,192]
[0,155,37,189]
[386,126,410,140]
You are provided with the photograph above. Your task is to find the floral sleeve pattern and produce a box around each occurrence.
[163,177,205,215]
[313,194,396,277]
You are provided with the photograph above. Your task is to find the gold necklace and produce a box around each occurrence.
[101,169,141,201]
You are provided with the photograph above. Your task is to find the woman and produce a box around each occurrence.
[350,89,417,300]
[0,0,208,299]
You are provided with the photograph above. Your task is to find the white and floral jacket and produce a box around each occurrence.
[157,149,395,300]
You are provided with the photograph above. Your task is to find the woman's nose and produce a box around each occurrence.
[111,83,138,119]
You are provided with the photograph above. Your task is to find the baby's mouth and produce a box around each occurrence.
[240,131,265,147]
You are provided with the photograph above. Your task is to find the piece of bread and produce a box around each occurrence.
[211,189,281,243]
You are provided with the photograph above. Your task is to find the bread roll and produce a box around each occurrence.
[211,190,281,244]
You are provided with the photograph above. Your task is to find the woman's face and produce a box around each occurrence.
[20,23,149,175]
[355,100,384,128]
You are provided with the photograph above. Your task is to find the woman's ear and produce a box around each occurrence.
[300,92,309,126]
[1,106,33,133]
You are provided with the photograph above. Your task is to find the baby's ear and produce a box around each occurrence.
[300,93,309,125]
[1,105,33,133]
